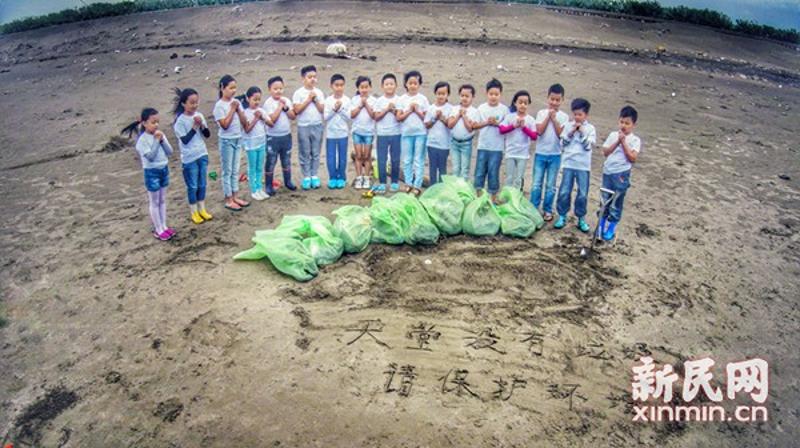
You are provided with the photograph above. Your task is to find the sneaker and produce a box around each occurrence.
[362,177,371,190]
[311,176,321,189]
[191,211,204,224]
[337,179,347,189]
[199,209,213,221]
[327,179,337,189]
[603,221,618,241]
[373,184,386,194]
[357,176,366,189]
[390,183,400,192]
[553,215,567,229]
[577,218,590,233]
[302,177,312,190]
[251,190,264,201]
[261,190,271,199]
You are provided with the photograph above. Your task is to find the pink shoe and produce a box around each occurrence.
[157,230,172,241]
[165,227,176,237]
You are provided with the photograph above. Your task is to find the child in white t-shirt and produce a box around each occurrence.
[498,90,538,190]
[323,73,351,189]
[263,76,297,195]
[292,65,326,190]
[598,105,642,241]
[531,83,569,221]
[424,81,453,184]
[446,84,480,180]
[471,78,509,202]
[349,75,376,190]
[237,86,270,201]
[554,98,596,233]
[395,70,430,195]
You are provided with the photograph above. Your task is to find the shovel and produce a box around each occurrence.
[580,187,618,259]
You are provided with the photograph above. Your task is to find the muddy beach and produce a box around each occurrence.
[0,1,798,446]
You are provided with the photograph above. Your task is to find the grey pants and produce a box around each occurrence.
[505,157,527,189]
[298,123,323,178]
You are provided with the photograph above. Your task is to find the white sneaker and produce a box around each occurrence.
[355,176,364,189]
[261,189,271,199]
[363,177,371,190]
[251,190,265,201]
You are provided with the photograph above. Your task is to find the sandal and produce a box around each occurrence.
[233,198,250,207]
[224,203,242,212]
[543,212,553,222]
[405,186,414,194]
[412,188,422,197]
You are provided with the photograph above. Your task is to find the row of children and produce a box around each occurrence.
[124,65,641,242]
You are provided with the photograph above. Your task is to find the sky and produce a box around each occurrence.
[0,0,798,30]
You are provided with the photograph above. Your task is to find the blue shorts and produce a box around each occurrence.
[353,133,374,146]
[144,166,169,192]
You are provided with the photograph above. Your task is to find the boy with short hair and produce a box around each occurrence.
[292,65,326,190]
[446,84,480,180]
[531,83,569,221]
[598,105,641,241]
[554,98,596,232]
[323,73,351,189]
[472,78,509,201]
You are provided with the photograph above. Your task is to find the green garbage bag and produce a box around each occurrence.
[233,233,318,282]
[441,175,476,206]
[391,193,440,245]
[462,192,501,236]
[332,205,372,253]
[277,215,344,266]
[498,186,544,231]
[369,196,406,245]
[419,182,464,235]
[497,204,535,237]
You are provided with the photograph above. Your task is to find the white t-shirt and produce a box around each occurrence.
[560,120,597,172]
[448,105,480,141]
[135,132,172,169]
[603,131,641,175]
[396,93,430,137]
[262,96,293,137]
[477,102,509,151]
[501,113,536,159]
[213,98,243,139]
[292,86,325,126]
[323,95,351,139]
[424,102,453,149]
[350,95,377,136]
[242,107,268,150]
[534,108,569,155]
[374,95,401,136]
[173,112,209,164]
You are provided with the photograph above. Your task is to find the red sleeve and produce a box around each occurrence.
[498,124,515,134]
[522,127,538,140]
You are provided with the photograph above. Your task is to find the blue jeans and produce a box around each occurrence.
[473,150,503,194]
[377,134,402,184]
[266,134,292,175]
[182,155,208,204]
[246,146,266,193]
[530,153,561,213]
[219,137,241,197]
[601,170,631,223]
[428,146,448,184]
[450,138,473,180]
[144,166,169,192]
[326,137,348,181]
[402,134,427,189]
[556,168,589,218]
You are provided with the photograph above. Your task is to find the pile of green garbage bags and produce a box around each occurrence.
[234,176,544,281]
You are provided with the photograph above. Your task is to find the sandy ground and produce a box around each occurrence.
[0,1,799,446]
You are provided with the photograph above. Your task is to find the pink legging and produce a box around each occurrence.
[147,188,167,234]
